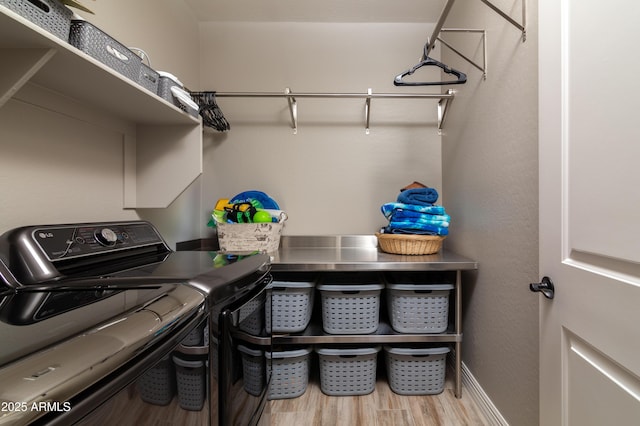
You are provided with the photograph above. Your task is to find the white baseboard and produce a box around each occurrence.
[461,362,510,426]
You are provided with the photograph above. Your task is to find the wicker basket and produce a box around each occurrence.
[217,213,286,253]
[376,233,445,255]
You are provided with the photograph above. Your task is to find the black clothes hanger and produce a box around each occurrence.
[189,91,231,132]
[394,44,467,87]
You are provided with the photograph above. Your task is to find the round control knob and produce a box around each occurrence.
[95,228,118,246]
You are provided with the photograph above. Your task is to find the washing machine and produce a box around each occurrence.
[0,221,272,425]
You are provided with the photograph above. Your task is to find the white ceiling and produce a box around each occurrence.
[183,0,447,23]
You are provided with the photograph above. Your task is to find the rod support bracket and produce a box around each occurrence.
[438,89,455,134]
[480,0,527,42]
[438,29,488,80]
[365,88,372,134]
[285,87,297,134]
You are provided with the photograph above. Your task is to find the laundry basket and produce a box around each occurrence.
[386,282,453,333]
[136,356,175,406]
[384,346,450,395]
[266,274,316,333]
[266,347,312,400]
[173,354,206,411]
[238,345,265,397]
[317,273,384,334]
[237,289,265,334]
[315,346,381,396]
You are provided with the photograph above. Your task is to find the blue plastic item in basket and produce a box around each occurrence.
[230,191,280,210]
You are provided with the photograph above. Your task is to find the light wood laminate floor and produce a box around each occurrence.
[270,369,490,426]
[77,359,490,426]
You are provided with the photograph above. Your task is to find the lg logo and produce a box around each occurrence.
[38,232,54,239]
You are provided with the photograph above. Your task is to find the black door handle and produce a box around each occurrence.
[530,276,554,299]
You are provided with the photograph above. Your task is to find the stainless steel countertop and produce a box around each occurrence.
[270,235,477,272]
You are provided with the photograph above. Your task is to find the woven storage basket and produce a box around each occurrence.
[68,20,142,82]
[138,63,159,93]
[0,0,72,41]
[376,233,445,255]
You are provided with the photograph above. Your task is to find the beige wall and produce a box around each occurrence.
[441,1,539,425]
[197,22,445,235]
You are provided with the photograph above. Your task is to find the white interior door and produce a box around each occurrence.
[538,1,640,425]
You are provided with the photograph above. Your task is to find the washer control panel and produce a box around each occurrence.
[32,221,166,261]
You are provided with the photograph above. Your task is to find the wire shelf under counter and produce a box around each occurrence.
[272,321,461,345]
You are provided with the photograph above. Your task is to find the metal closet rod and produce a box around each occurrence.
[203,91,451,99]
[190,89,455,135]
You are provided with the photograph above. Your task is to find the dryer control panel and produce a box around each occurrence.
[0,221,171,284]
[32,222,165,260]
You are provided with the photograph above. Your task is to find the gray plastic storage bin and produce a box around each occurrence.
[266,276,315,333]
[210,334,218,381]
[266,347,311,400]
[386,282,453,333]
[138,62,159,93]
[181,322,207,347]
[237,290,265,335]
[384,346,450,395]
[136,356,175,406]
[316,346,381,396]
[238,345,265,397]
[157,72,181,104]
[317,274,384,334]
[0,0,72,41]
[157,72,199,117]
[68,20,142,82]
[173,355,206,411]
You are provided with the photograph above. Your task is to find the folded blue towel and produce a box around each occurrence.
[391,209,450,224]
[397,187,439,206]
[384,227,441,236]
[381,202,450,236]
[393,219,450,230]
[381,203,446,219]
[386,222,449,236]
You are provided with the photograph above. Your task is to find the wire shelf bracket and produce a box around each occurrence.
[480,0,527,42]
[437,29,488,80]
